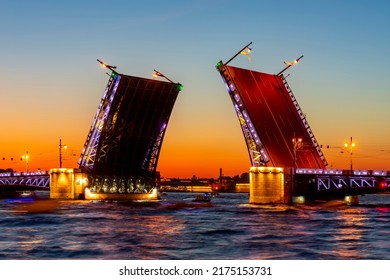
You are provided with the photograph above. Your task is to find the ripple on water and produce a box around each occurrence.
[1,193,390,259]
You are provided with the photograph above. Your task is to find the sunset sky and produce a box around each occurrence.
[1,0,389,178]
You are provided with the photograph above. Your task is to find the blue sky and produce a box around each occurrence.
[1,0,389,176]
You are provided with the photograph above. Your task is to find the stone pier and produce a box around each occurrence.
[249,167,290,204]
[49,168,88,199]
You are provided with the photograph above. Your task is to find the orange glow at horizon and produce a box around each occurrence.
[1,131,389,178]
[1,98,389,178]
[1,100,390,178]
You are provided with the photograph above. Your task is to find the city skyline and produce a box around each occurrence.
[1,1,389,178]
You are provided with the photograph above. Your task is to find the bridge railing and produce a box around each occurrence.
[295,168,390,193]
[296,168,388,176]
[0,170,49,177]
[0,171,50,188]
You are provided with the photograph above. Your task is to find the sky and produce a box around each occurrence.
[0,0,389,178]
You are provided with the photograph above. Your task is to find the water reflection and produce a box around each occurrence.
[11,200,60,214]
[0,193,390,259]
[331,208,367,259]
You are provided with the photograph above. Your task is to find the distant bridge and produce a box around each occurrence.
[0,171,49,189]
[295,169,390,199]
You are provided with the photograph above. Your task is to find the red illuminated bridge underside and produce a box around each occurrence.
[226,65,326,169]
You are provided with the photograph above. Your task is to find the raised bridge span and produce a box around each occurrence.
[215,43,389,203]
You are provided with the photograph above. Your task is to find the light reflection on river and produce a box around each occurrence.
[1,193,390,259]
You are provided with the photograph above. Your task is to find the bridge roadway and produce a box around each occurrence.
[0,171,50,190]
[295,169,390,199]
[0,169,389,200]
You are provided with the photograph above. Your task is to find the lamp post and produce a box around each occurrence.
[224,42,253,65]
[153,69,175,83]
[21,151,29,173]
[291,136,302,204]
[153,69,183,91]
[344,137,355,171]
[277,55,304,76]
[97,59,117,72]
[59,139,67,168]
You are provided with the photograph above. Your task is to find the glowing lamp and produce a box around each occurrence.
[176,84,184,91]
[240,47,252,60]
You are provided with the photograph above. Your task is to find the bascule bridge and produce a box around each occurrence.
[1,49,389,203]
[216,43,390,204]
[50,61,182,199]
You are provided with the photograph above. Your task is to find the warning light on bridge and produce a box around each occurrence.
[176,84,184,91]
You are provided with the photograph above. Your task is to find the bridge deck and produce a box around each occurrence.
[223,65,326,169]
[295,169,390,198]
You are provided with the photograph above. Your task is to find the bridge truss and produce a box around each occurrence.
[78,68,182,194]
[216,61,268,166]
[78,72,121,172]
[295,169,390,197]
[0,172,49,188]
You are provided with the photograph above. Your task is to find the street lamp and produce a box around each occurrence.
[21,151,29,173]
[240,47,252,60]
[153,69,183,91]
[153,69,175,83]
[291,137,303,204]
[277,55,304,76]
[59,139,67,168]
[224,42,253,65]
[344,137,355,171]
[97,59,117,72]
[293,137,303,168]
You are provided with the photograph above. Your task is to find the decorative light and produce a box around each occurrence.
[224,42,252,65]
[153,69,182,93]
[153,69,174,83]
[21,151,29,172]
[97,59,117,71]
[344,137,356,171]
[283,59,298,66]
[277,55,304,76]
[153,71,162,78]
[240,47,252,60]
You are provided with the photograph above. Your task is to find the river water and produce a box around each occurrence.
[1,192,390,260]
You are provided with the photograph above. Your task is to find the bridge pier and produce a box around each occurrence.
[249,167,290,204]
[249,167,364,205]
[49,168,88,199]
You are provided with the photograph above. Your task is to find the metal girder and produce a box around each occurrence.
[78,69,181,195]
[0,173,49,188]
[280,75,328,167]
[317,176,388,191]
[78,73,121,171]
[142,122,167,174]
[216,61,269,166]
[89,176,153,194]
